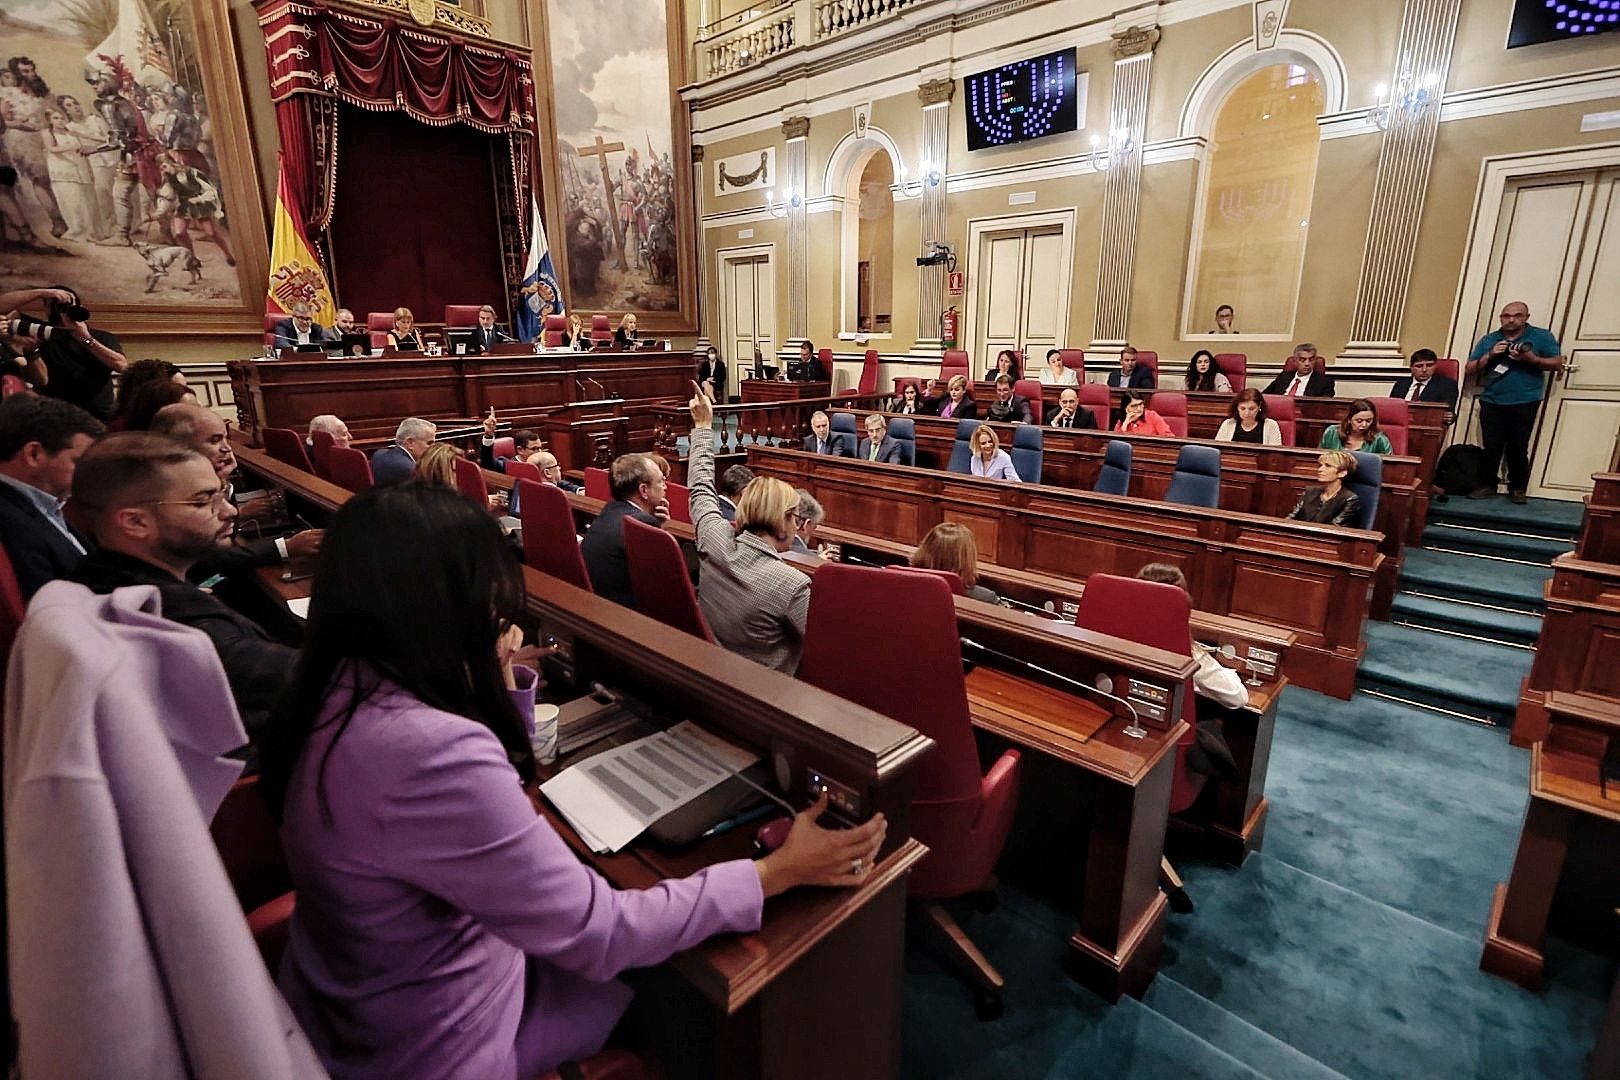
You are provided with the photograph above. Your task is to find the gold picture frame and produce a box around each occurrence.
[526,0,698,333]
[0,0,269,335]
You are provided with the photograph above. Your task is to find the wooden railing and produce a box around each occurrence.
[649,393,889,460]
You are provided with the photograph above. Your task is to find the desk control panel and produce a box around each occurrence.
[1244,645,1280,680]
[1122,678,1173,729]
[807,768,863,820]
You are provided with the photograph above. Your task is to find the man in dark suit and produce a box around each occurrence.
[1048,387,1098,429]
[1390,348,1459,422]
[802,411,850,456]
[1105,347,1154,389]
[69,433,296,738]
[0,394,103,598]
[717,464,755,521]
[857,414,903,464]
[269,302,328,350]
[580,452,668,607]
[461,305,512,355]
[984,375,1034,424]
[1261,344,1337,397]
[371,417,436,485]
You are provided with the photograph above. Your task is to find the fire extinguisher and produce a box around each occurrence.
[942,305,959,349]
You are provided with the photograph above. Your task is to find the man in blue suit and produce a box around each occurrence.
[0,394,103,598]
[371,417,436,485]
[269,302,328,350]
[802,411,850,456]
[1105,346,1154,389]
[857,414,902,464]
[1389,348,1459,423]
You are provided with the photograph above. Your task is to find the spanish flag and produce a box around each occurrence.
[265,154,336,325]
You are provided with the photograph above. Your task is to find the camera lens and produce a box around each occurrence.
[65,304,91,322]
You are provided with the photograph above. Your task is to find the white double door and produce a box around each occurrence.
[719,247,775,387]
[968,213,1073,374]
[1464,167,1620,497]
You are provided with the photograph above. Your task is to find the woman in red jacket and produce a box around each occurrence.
[1114,390,1174,436]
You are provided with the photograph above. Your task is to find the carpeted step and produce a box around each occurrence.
[1142,976,1350,1080]
[1419,522,1573,564]
[1357,621,1530,721]
[1428,494,1583,540]
[1388,592,1542,647]
[1397,548,1552,614]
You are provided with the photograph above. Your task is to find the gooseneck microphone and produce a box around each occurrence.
[959,635,1148,739]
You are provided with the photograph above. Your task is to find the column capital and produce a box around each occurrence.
[781,115,811,141]
[690,144,705,163]
[1110,25,1161,60]
[917,78,956,108]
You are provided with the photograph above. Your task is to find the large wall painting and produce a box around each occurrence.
[0,0,267,332]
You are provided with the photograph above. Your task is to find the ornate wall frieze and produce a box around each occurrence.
[1110,25,1161,60]
[782,114,812,140]
[917,78,956,108]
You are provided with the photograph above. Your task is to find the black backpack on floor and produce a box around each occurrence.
[1433,443,1492,494]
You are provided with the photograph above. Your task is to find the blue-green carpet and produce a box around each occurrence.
[900,689,1613,1079]
[1429,495,1585,538]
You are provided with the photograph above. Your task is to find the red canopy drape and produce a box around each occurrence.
[256,0,536,247]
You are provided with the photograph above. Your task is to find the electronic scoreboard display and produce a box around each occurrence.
[963,48,1079,151]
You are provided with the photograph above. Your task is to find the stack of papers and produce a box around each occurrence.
[541,722,759,853]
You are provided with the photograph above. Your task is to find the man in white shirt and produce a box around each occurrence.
[1261,344,1335,398]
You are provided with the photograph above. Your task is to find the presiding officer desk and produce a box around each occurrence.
[516,475,1290,1000]
[865,409,1419,618]
[232,444,935,1080]
[745,445,1376,700]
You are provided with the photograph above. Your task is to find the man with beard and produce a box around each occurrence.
[69,433,297,739]
[1,59,68,237]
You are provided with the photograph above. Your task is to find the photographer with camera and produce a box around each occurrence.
[1465,300,1564,505]
[4,285,127,421]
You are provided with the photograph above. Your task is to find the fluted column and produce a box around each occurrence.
[1091,26,1159,348]
[692,144,711,350]
[783,115,810,342]
[1341,0,1462,361]
[916,78,954,348]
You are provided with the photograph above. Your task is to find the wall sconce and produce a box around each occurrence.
[1085,127,1134,172]
[765,188,802,218]
[896,160,942,199]
[1369,70,1439,131]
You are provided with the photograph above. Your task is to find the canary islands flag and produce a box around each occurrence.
[515,197,564,342]
[265,154,336,325]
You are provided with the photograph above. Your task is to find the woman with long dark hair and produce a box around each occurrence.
[259,484,881,1079]
[1182,350,1232,393]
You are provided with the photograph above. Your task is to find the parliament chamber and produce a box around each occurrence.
[2,0,1619,1077]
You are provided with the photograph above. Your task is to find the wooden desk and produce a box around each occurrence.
[860,409,1418,615]
[1513,555,1620,747]
[740,379,833,403]
[1578,473,1620,565]
[748,445,1378,699]
[1482,691,1620,990]
[234,445,933,1080]
[229,350,692,457]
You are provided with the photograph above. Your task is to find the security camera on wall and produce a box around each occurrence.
[916,241,957,269]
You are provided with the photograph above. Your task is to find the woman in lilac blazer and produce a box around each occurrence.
[260,485,884,1079]
[968,424,1021,482]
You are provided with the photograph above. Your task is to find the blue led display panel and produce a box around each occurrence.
[963,48,1079,152]
[1509,0,1620,46]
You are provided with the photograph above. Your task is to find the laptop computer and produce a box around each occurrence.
[332,332,370,357]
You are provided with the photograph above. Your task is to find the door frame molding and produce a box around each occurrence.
[715,243,777,366]
[1446,141,1620,363]
[963,208,1077,364]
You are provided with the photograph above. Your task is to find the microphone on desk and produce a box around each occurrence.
[958,635,1149,739]
[583,376,607,399]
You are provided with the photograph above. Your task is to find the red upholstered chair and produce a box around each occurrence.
[1148,392,1189,437]
[798,563,1021,1019]
[1058,348,1085,378]
[1214,353,1247,391]
[492,436,516,461]
[583,467,610,501]
[1074,573,1202,909]
[1077,383,1111,431]
[623,516,711,641]
[246,891,296,973]
[589,314,613,345]
[262,313,281,350]
[210,775,292,913]
[664,481,692,524]
[1263,394,1296,446]
[1012,378,1044,424]
[543,314,567,347]
[327,446,374,493]
[1371,396,1410,455]
[366,311,395,334]
[261,426,315,473]
[504,459,543,484]
[443,304,482,329]
[940,349,970,384]
[847,349,881,395]
[518,479,592,590]
[0,539,26,686]
[2,374,30,398]
[817,348,835,377]
[890,566,964,594]
[308,429,335,480]
[1435,357,1460,385]
[451,454,490,505]
[1135,350,1159,385]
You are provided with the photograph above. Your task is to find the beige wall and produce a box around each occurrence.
[691,0,1620,387]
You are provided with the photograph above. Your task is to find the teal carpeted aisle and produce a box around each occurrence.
[900,689,1612,1079]
[901,494,1610,1079]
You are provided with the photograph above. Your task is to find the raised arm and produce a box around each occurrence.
[684,383,735,558]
